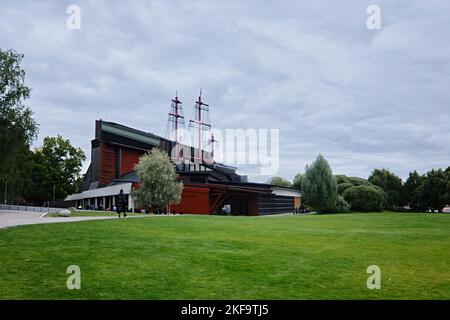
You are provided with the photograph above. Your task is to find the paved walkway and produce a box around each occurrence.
[0,210,125,229]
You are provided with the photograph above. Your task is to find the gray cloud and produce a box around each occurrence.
[1,0,449,182]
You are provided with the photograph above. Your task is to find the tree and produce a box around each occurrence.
[0,144,34,204]
[404,170,425,211]
[336,175,387,211]
[421,169,449,212]
[292,173,304,191]
[302,154,348,213]
[347,176,372,186]
[337,182,354,195]
[335,175,351,184]
[368,168,405,208]
[132,149,183,212]
[29,136,86,204]
[0,49,38,184]
[343,185,386,212]
[267,176,292,188]
[335,195,351,213]
[446,166,450,206]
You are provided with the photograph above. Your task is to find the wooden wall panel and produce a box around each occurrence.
[169,185,210,214]
[99,143,116,186]
[121,148,144,175]
[247,194,259,216]
[294,196,301,208]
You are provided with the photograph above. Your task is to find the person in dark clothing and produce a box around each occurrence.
[116,189,127,218]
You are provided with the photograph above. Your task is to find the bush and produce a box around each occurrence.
[371,185,388,206]
[343,185,386,212]
[334,195,351,213]
[337,182,354,195]
[336,175,351,184]
[347,177,372,186]
[319,196,350,214]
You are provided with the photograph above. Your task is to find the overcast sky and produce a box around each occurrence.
[1,0,449,182]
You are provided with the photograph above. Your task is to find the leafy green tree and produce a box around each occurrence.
[0,49,38,185]
[267,176,292,188]
[302,154,348,213]
[336,175,387,211]
[29,136,86,204]
[0,145,34,204]
[404,170,425,211]
[292,173,304,191]
[132,149,183,212]
[335,195,351,213]
[421,169,449,212]
[337,182,354,195]
[335,175,351,184]
[347,176,372,186]
[446,167,450,207]
[343,185,386,212]
[368,168,405,208]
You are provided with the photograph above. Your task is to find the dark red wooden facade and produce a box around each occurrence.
[98,143,145,187]
[99,143,116,186]
[121,148,143,176]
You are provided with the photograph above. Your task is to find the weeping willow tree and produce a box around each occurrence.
[132,149,183,213]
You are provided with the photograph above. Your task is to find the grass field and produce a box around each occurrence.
[1,212,449,299]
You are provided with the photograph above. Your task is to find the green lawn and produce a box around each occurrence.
[1,212,449,299]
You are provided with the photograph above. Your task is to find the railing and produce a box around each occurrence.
[0,204,63,213]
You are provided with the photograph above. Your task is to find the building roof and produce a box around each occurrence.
[66,182,132,201]
[98,120,161,146]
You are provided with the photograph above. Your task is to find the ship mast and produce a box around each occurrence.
[167,92,185,160]
[189,89,211,161]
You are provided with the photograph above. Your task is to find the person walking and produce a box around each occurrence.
[116,189,127,218]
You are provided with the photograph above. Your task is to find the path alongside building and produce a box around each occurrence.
[0,210,144,229]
